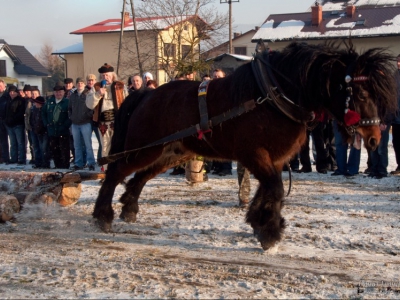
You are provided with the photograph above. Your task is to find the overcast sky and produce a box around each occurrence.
[0,0,310,55]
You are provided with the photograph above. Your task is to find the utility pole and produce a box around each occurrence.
[130,0,143,75]
[117,0,126,74]
[220,0,239,54]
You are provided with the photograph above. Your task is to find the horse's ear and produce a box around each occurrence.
[255,39,267,54]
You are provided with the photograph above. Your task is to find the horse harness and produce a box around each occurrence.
[98,50,381,167]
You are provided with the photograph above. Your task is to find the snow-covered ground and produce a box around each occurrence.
[0,136,400,299]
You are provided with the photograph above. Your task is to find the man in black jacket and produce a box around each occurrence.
[0,80,10,163]
[4,85,26,164]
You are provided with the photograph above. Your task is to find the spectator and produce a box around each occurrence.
[29,96,50,169]
[86,63,128,171]
[143,72,153,86]
[202,74,211,82]
[63,78,75,99]
[86,74,102,161]
[0,79,10,163]
[331,120,360,177]
[390,54,400,175]
[23,85,35,165]
[211,69,232,176]
[146,80,158,89]
[4,85,26,165]
[42,82,71,169]
[128,74,143,93]
[369,122,391,179]
[68,77,96,171]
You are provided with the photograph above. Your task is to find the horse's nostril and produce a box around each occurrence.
[369,137,378,150]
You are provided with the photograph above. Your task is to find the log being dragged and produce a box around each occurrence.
[0,194,21,222]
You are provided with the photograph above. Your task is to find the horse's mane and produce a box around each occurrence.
[229,41,396,121]
[353,48,397,119]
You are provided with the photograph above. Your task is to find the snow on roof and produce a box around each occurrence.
[253,5,400,42]
[207,53,253,62]
[318,0,400,11]
[71,15,204,34]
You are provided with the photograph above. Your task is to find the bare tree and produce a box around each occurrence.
[118,0,228,81]
[35,43,65,95]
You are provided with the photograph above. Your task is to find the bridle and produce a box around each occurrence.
[251,50,381,136]
[339,74,380,136]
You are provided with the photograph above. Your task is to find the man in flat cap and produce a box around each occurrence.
[86,63,128,171]
[41,82,71,169]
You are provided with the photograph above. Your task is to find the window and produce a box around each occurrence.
[0,60,6,77]
[183,25,188,31]
[234,47,247,55]
[355,19,365,26]
[164,43,176,58]
[181,45,191,59]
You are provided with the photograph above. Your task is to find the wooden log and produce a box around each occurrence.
[0,194,20,222]
[60,171,105,183]
[58,183,82,207]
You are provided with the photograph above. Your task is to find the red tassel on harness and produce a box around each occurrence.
[344,109,361,126]
[197,129,212,140]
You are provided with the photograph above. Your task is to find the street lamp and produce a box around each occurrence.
[220,0,239,54]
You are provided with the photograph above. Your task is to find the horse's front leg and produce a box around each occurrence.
[93,161,127,232]
[244,151,286,250]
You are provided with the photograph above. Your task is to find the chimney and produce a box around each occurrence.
[311,2,322,26]
[233,32,241,38]
[346,5,356,18]
[123,12,130,25]
[255,26,260,31]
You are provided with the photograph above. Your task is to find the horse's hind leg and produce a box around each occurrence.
[118,169,156,223]
[244,152,286,250]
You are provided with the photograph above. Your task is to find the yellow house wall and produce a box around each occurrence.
[64,53,84,81]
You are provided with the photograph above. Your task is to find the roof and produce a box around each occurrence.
[52,43,83,55]
[252,5,400,42]
[70,15,209,34]
[206,53,253,62]
[318,0,400,10]
[0,39,49,76]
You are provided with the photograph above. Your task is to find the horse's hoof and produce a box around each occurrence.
[239,199,249,208]
[95,218,112,233]
[119,211,137,223]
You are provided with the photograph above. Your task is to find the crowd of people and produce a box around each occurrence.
[0,57,399,205]
[0,63,159,172]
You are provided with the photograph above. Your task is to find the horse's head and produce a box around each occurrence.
[327,47,397,151]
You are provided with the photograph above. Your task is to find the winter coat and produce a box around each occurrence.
[68,89,94,125]
[25,99,33,130]
[30,105,46,135]
[0,93,9,120]
[392,70,400,125]
[5,95,25,127]
[41,96,71,137]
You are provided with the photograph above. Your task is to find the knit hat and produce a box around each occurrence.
[98,63,114,73]
[8,85,17,93]
[76,77,85,84]
[143,72,153,81]
[32,96,45,105]
[53,82,65,91]
[86,74,97,81]
[23,84,32,92]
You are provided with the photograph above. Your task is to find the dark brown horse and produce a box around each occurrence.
[93,41,396,250]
